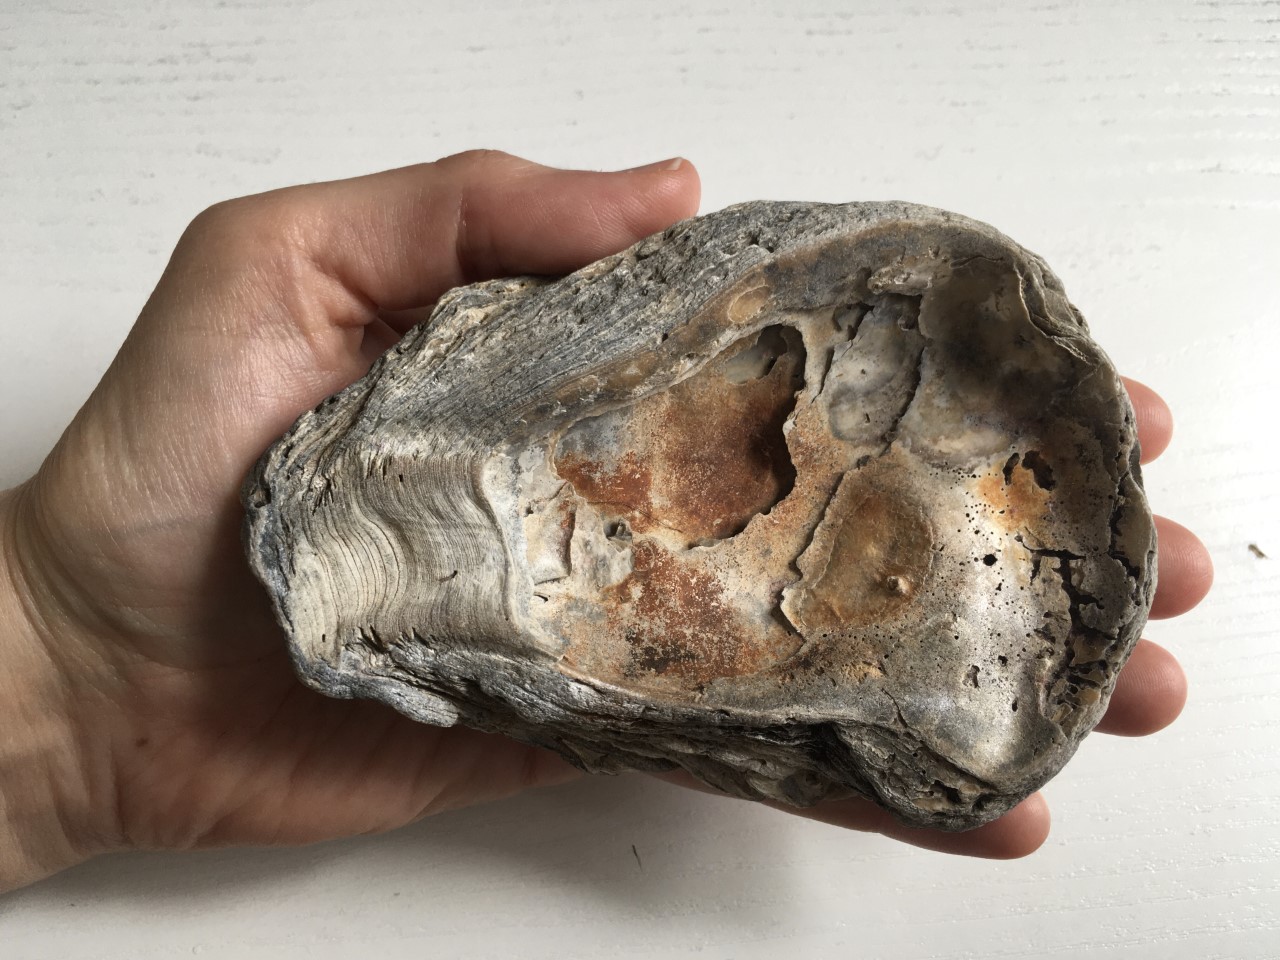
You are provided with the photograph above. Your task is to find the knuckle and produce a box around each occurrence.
[176,192,317,284]
[437,148,523,173]
[185,194,304,254]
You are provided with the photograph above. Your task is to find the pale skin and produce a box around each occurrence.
[0,150,1214,893]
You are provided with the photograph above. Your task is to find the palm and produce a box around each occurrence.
[34,263,578,853]
[114,640,562,850]
[104,540,566,850]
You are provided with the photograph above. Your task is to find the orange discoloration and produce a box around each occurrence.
[788,485,935,633]
[601,540,780,683]
[554,450,654,526]
[546,324,823,695]
[974,453,1054,535]
[552,326,804,542]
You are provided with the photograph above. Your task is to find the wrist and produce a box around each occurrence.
[0,483,117,893]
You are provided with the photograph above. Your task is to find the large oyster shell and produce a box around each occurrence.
[243,201,1155,830]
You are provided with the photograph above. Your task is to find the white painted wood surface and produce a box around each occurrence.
[1,1,1276,956]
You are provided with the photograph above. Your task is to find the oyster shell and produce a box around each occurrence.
[244,201,1155,830]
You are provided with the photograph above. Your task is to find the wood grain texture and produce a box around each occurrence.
[1,1,1276,957]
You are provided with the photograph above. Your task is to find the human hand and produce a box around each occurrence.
[0,151,1212,892]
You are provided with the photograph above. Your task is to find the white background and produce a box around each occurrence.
[1,1,1277,957]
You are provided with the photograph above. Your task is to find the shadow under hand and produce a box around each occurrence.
[2,773,797,922]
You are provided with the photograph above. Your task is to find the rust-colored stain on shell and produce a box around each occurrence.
[974,450,1056,535]
[552,450,654,525]
[788,486,935,634]
[601,541,779,683]
[553,326,805,542]
[553,533,794,690]
[550,324,811,690]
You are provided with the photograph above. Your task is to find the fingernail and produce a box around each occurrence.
[625,157,685,173]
